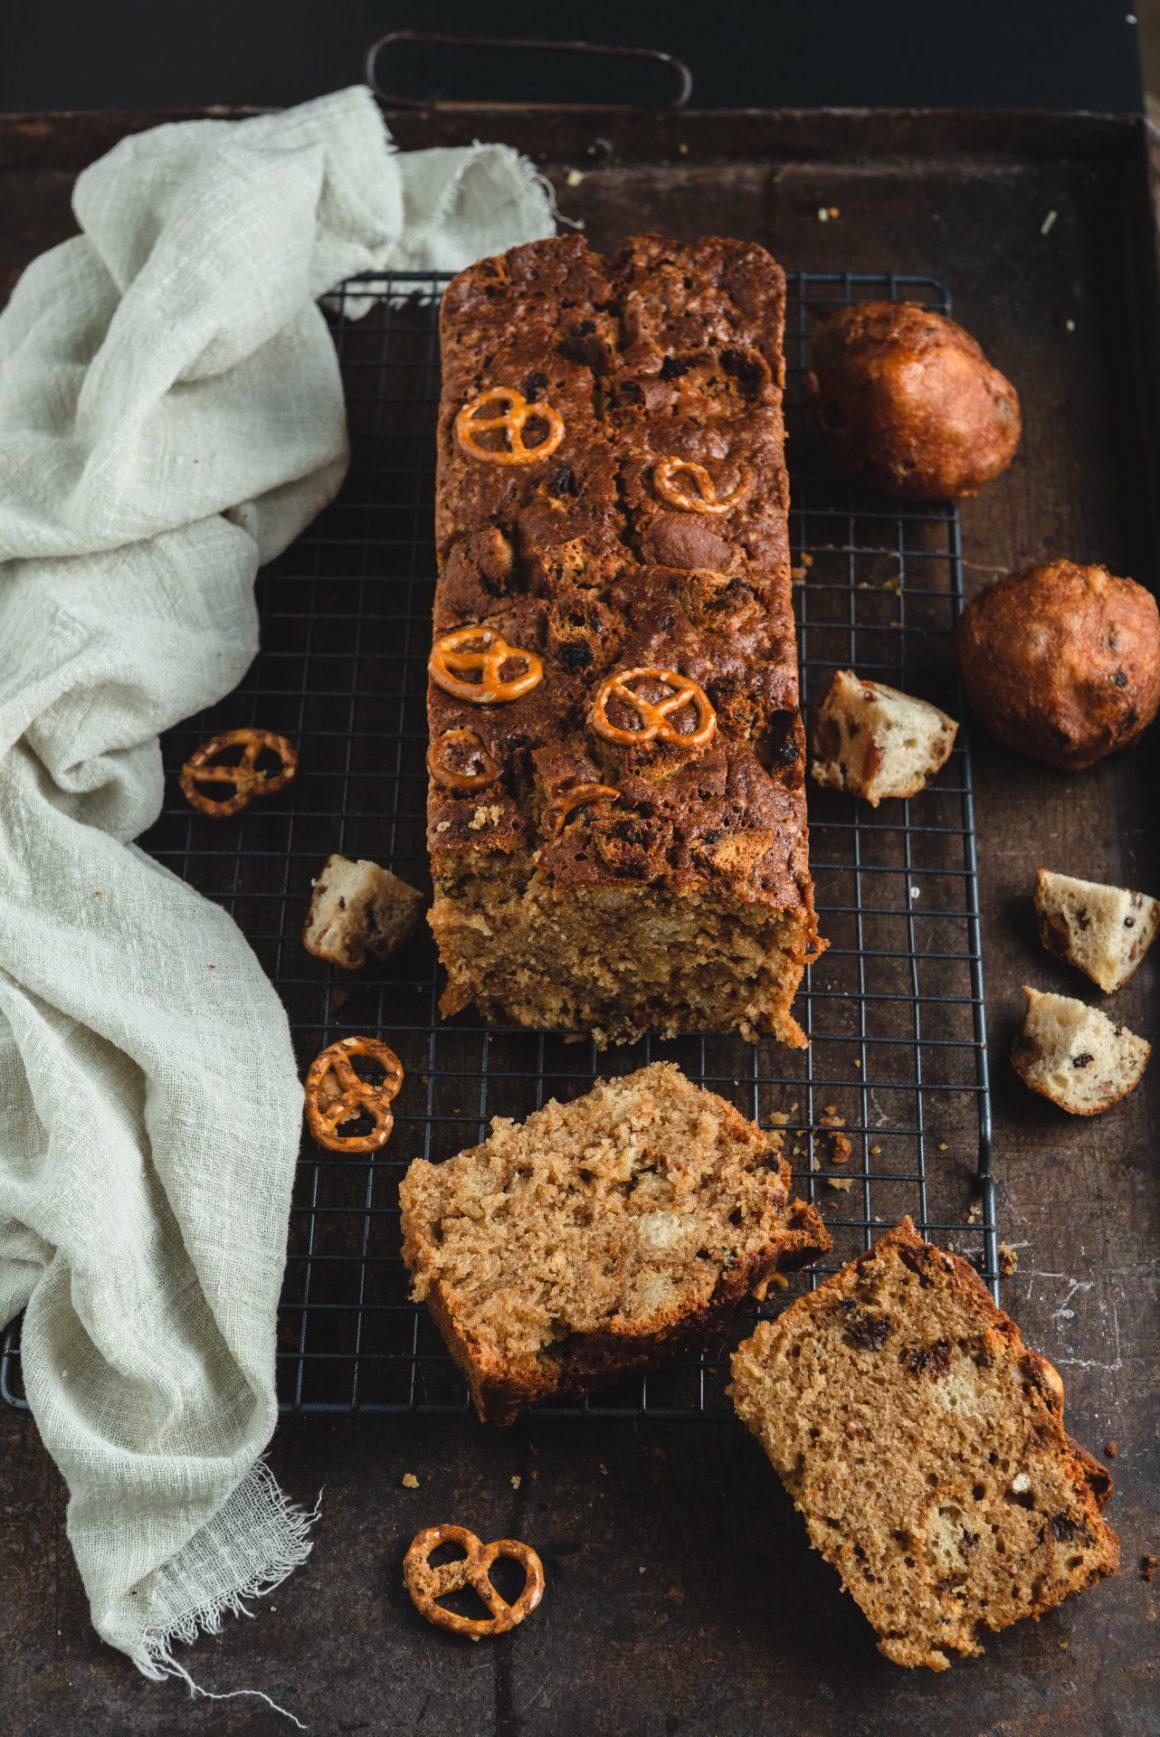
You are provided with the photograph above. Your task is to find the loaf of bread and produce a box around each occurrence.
[399,1062,829,1424]
[427,235,821,1045]
[730,1218,1119,1670]
[1035,868,1159,993]
[810,669,958,805]
[1011,986,1150,1114]
[303,855,423,970]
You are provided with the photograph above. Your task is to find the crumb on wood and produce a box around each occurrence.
[998,1244,1019,1276]
[401,1472,419,1489]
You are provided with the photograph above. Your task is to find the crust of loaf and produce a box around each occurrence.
[400,1062,829,1424]
[730,1218,1120,1670]
[428,234,820,1045]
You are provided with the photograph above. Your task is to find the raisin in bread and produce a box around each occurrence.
[730,1219,1119,1671]
[399,1062,829,1425]
[1035,868,1159,993]
[810,669,958,806]
[1011,986,1150,1115]
[303,855,423,970]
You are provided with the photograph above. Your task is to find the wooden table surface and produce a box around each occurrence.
[2,108,1157,1737]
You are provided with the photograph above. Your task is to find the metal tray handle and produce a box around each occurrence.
[364,30,693,111]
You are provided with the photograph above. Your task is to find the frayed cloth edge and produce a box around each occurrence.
[127,1460,321,1729]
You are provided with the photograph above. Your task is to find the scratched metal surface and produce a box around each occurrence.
[1,107,1157,1736]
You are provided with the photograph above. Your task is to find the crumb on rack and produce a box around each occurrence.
[828,1131,852,1165]
[402,1472,419,1489]
[565,168,585,187]
[1141,1554,1158,1583]
[998,1244,1019,1277]
[511,1474,522,1490]
[1105,1441,1118,1458]
[1041,209,1058,236]
[827,1176,853,1192]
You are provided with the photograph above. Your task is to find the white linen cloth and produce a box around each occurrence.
[0,85,553,1700]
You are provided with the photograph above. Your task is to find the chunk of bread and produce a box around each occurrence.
[810,669,958,806]
[303,854,423,970]
[730,1218,1119,1671]
[1034,868,1159,993]
[1011,986,1150,1115]
[399,1062,830,1425]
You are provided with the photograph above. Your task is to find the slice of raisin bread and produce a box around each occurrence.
[1011,986,1150,1114]
[303,854,423,970]
[730,1218,1119,1671]
[399,1063,829,1425]
[810,669,958,806]
[1035,868,1159,993]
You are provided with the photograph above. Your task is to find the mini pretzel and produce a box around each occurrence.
[653,457,753,515]
[427,728,500,792]
[429,626,543,704]
[304,1035,404,1153]
[404,1525,545,1639]
[550,782,621,832]
[180,729,298,818]
[456,387,565,465]
[591,667,717,750]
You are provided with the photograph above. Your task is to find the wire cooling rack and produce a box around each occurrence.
[2,268,996,1418]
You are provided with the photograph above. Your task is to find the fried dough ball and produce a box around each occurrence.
[806,302,1021,501]
[954,561,1160,770]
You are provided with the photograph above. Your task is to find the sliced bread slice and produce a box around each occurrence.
[730,1218,1119,1670]
[1035,868,1160,993]
[399,1062,829,1425]
[810,669,958,806]
[1011,986,1150,1115]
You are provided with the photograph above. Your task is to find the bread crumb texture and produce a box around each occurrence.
[1035,867,1159,994]
[1011,986,1150,1115]
[811,670,957,807]
[303,854,423,970]
[730,1218,1119,1670]
[400,1062,829,1424]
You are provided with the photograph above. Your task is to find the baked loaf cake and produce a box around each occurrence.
[303,855,423,970]
[810,670,958,805]
[730,1218,1119,1670]
[427,234,821,1045]
[399,1062,829,1424]
[1034,868,1160,993]
[1011,986,1150,1114]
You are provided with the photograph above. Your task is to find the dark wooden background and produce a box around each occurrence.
[1,108,1157,1737]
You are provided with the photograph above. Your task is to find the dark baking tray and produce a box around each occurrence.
[1,104,1157,1737]
[0,264,997,1418]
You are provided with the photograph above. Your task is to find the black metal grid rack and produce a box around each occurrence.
[2,268,996,1418]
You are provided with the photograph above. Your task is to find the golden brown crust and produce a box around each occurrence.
[730,1217,1120,1671]
[954,561,1160,769]
[806,301,1020,501]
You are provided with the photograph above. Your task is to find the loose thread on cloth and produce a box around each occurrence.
[130,1461,322,1728]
